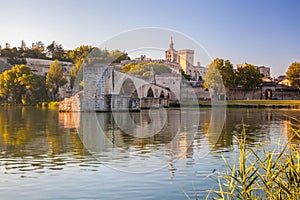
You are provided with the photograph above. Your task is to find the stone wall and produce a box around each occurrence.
[59,92,82,112]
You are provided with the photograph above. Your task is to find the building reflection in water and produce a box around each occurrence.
[77,108,200,173]
[1,107,300,176]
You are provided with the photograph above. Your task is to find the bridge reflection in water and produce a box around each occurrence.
[1,107,300,175]
[70,107,300,171]
[75,108,201,172]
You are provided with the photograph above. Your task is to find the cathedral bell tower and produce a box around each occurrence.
[165,36,177,63]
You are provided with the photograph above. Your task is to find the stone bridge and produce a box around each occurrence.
[80,65,171,112]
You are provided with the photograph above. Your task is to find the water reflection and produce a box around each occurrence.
[0,107,300,176]
[0,107,87,176]
[77,109,200,172]
[210,108,300,149]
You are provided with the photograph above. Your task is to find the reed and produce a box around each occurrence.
[205,126,300,200]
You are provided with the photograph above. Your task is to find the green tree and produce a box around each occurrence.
[108,50,129,63]
[23,75,48,104]
[286,62,300,88]
[204,61,226,100]
[0,48,12,57]
[0,65,37,104]
[122,62,171,76]
[68,46,94,89]
[46,41,65,60]
[21,48,45,59]
[46,60,67,100]
[236,64,263,98]
[211,58,236,89]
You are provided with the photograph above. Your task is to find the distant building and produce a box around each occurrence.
[178,49,194,75]
[278,79,291,86]
[164,36,206,79]
[277,75,286,82]
[26,58,74,77]
[5,43,10,49]
[257,66,270,77]
[163,61,181,74]
[193,62,208,81]
[21,40,27,50]
[165,36,178,63]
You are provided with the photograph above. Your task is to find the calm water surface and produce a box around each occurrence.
[0,107,299,199]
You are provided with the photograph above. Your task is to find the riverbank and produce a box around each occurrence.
[0,101,60,109]
[227,100,300,108]
[173,100,300,108]
[2,100,300,110]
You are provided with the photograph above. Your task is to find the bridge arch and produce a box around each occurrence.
[146,87,154,97]
[120,78,137,96]
[160,90,165,98]
[114,76,143,99]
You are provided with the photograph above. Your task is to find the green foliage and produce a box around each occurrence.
[46,60,67,100]
[22,75,48,104]
[122,62,135,73]
[212,58,236,89]
[68,47,129,89]
[109,50,130,63]
[204,61,225,99]
[236,64,263,90]
[21,48,45,59]
[0,65,47,104]
[286,62,300,88]
[67,45,94,63]
[46,41,66,60]
[48,101,60,109]
[121,62,171,76]
[1,43,46,62]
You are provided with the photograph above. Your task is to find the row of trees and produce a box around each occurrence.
[208,59,300,90]
[0,41,130,66]
[0,41,67,63]
[0,45,130,104]
[205,58,263,91]
[0,62,66,104]
[122,61,171,76]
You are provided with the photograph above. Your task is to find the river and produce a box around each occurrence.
[0,107,299,199]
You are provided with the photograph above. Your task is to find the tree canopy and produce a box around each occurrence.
[204,61,226,99]
[46,60,67,100]
[211,58,235,89]
[122,62,171,76]
[286,62,300,88]
[0,65,48,104]
[236,64,263,90]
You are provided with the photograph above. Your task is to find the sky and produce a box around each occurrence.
[0,0,300,76]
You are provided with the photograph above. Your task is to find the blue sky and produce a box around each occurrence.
[0,0,300,76]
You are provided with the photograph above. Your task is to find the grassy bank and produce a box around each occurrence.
[171,100,300,108]
[227,100,300,108]
[0,101,60,109]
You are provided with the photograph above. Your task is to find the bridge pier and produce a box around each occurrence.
[140,98,169,109]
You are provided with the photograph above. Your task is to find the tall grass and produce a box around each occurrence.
[205,126,300,200]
